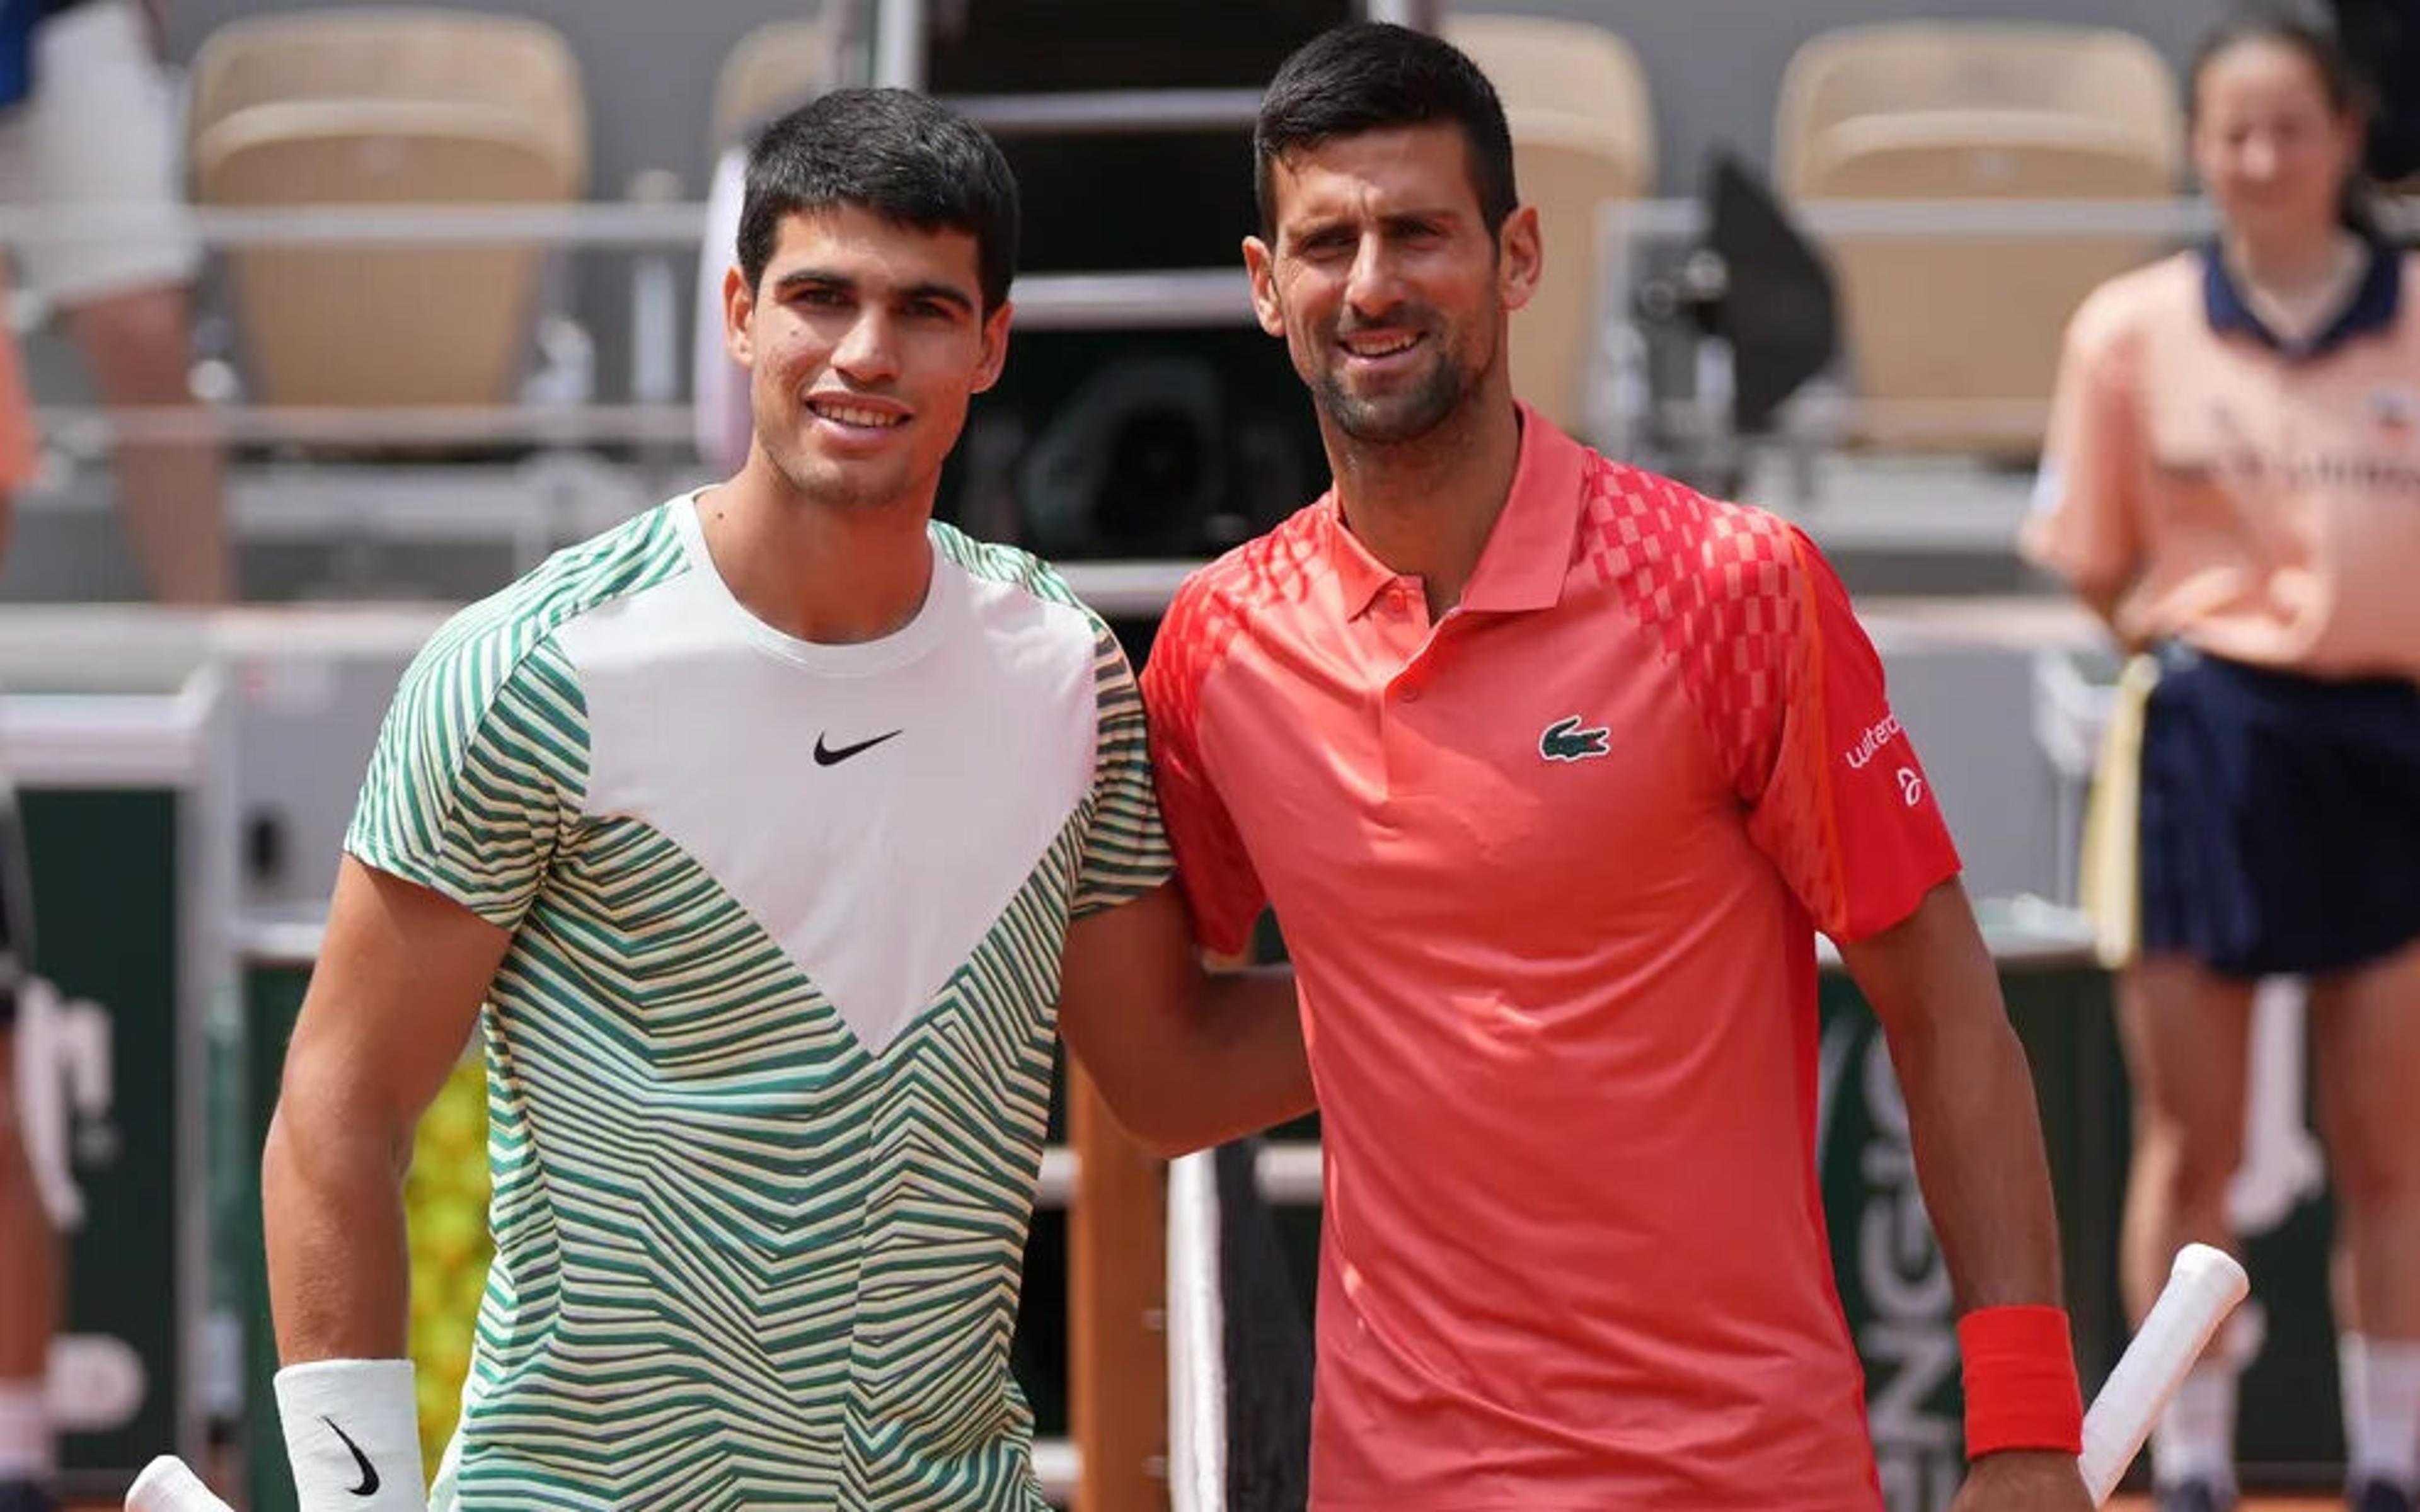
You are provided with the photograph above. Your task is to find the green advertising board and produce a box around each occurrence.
[3,676,234,1503]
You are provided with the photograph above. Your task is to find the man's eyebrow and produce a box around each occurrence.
[1288,206,1463,241]
[898,280,977,313]
[1288,215,1355,241]
[771,268,852,294]
[769,268,976,313]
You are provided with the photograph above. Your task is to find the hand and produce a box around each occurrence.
[1950,1450,2095,1511]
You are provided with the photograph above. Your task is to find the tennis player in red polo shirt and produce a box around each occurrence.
[1141,24,2092,1511]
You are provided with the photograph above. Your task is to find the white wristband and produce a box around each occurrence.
[273,1359,428,1512]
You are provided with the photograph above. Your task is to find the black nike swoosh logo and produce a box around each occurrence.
[322,1415,381,1497]
[813,729,903,767]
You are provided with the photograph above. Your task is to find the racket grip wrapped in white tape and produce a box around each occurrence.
[125,1455,235,1512]
[2078,1244,2251,1504]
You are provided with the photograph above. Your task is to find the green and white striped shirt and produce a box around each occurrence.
[347,496,1170,1510]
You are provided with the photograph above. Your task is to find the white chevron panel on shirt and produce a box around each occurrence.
[555,506,1097,1055]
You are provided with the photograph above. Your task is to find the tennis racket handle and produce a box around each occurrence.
[2077,1244,2250,1504]
[125,1455,236,1512]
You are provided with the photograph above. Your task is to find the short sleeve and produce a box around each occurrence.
[1138,576,1269,958]
[1741,531,1962,942]
[344,634,588,931]
[1071,623,1175,919]
[2020,289,2146,601]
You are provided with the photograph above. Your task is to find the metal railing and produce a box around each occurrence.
[28,190,2414,522]
[5,193,2246,457]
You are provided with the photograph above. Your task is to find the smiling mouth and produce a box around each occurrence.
[1339,331,1424,360]
[805,397,910,430]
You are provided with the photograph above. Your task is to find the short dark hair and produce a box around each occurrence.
[738,88,1021,310]
[2192,8,2382,233]
[1253,23,1518,239]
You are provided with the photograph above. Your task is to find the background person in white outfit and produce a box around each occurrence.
[0,0,229,603]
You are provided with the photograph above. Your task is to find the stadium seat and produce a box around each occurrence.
[1443,13,1654,437]
[710,12,849,152]
[1775,23,2181,455]
[187,10,589,411]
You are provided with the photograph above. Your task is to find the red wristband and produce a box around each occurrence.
[1958,1305,2083,1457]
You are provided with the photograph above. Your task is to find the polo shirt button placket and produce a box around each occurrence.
[1381,672,1420,796]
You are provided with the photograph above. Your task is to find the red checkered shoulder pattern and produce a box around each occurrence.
[1574,459,1801,798]
[1138,507,1329,956]
[1574,455,1952,939]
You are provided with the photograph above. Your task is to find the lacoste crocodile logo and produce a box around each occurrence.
[1540,716,1611,762]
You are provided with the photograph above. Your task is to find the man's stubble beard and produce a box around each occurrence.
[1315,344,1473,446]
[1311,304,1500,449]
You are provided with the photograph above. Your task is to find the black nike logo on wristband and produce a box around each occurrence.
[814,729,903,766]
[322,1416,381,1496]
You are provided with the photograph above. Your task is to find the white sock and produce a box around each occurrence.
[0,1379,52,1480]
[2341,1334,2420,1489]
[2151,1360,2238,1492]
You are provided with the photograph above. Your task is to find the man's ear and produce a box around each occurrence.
[722,263,757,366]
[972,300,1014,394]
[1242,236,1288,339]
[1496,205,1541,314]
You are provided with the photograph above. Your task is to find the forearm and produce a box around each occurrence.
[1056,885,1315,1157]
[1892,1012,2066,1312]
[262,1101,413,1363]
[1085,965,1311,1158]
[1180,965,1315,1146]
[262,1089,435,1509]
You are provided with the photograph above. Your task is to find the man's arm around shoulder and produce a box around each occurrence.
[1056,883,1311,1159]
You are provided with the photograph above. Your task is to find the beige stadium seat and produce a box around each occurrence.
[1775,23,2181,454]
[188,10,588,411]
[712,13,847,151]
[1444,14,1653,435]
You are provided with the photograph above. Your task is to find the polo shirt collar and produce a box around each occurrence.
[1325,496,1396,621]
[2202,234,2402,358]
[1324,404,1586,619]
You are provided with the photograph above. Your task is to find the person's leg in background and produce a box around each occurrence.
[0,140,55,1512]
[2118,955,2257,1511]
[0,782,52,1510]
[0,1017,58,1512]
[2312,941,2420,1511]
[59,284,227,604]
[4,0,227,605]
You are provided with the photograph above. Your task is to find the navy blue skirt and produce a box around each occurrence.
[2139,644,2420,979]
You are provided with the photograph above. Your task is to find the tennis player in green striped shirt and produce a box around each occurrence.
[261,89,1312,1512]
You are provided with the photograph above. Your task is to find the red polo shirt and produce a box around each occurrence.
[1142,410,1960,1509]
